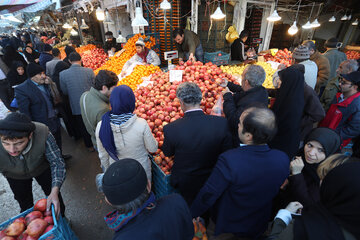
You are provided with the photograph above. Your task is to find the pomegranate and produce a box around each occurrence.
[26,219,47,238]
[5,222,25,237]
[33,199,47,212]
[25,211,43,226]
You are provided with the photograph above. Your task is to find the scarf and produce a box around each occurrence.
[138,47,149,63]
[104,192,156,232]
[99,85,136,162]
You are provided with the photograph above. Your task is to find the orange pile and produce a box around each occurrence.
[59,47,66,60]
[119,64,160,90]
[76,44,97,55]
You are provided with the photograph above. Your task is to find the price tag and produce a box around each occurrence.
[169,70,183,82]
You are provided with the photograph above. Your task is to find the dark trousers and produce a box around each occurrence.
[0,79,14,111]
[74,114,93,148]
[6,167,65,216]
[52,128,62,153]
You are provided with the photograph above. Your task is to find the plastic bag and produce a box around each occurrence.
[211,95,224,117]
[192,219,208,240]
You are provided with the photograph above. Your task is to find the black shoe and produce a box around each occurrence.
[62,154,72,160]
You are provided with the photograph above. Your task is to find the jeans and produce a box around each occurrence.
[6,167,66,216]
[184,44,204,62]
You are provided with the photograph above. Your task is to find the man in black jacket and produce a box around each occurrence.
[103,31,121,54]
[162,82,233,205]
[223,64,268,145]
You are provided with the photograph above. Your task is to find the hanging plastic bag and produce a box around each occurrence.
[192,219,208,240]
[211,95,224,117]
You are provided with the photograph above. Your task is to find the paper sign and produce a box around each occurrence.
[169,70,183,82]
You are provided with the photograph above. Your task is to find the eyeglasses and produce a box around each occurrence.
[339,77,353,86]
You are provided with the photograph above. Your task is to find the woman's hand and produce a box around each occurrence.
[290,156,305,175]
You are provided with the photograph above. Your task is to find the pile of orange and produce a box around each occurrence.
[119,64,161,90]
[59,47,66,60]
[94,34,157,76]
[76,44,97,55]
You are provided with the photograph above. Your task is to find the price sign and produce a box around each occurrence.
[169,70,183,82]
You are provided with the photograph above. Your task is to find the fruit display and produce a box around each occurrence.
[118,64,161,90]
[263,48,292,66]
[82,48,108,70]
[0,199,54,239]
[345,50,360,60]
[220,61,276,89]
[75,44,97,55]
[134,61,236,174]
[94,34,157,75]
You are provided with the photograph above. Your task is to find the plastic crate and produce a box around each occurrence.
[151,157,176,199]
[204,51,230,66]
[0,205,78,240]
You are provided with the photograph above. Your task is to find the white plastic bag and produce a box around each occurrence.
[211,95,224,116]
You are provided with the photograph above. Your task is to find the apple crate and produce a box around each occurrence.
[0,205,78,240]
[151,157,176,199]
[204,51,230,66]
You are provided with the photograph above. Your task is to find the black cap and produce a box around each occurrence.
[102,159,147,205]
[44,44,52,52]
[0,112,35,132]
[324,37,340,48]
[340,71,360,85]
[27,62,44,78]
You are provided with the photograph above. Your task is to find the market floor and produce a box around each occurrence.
[0,129,114,240]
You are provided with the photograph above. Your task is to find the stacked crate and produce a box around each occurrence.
[244,7,263,51]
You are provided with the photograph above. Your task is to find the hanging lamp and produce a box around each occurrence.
[302,2,315,29]
[267,0,281,22]
[96,7,105,21]
[211,1,226,20]
[288,0,300,35]
[352,18,359,26]
[62,21,72,29]
[160,0,171,10]
[132,1,149,27]
[80,19,89,29]
[104,9,114,24]
[329,16,336,22]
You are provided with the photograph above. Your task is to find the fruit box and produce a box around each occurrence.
[151,157,176,199]
[0,205,78,240]
[204,51,230,66]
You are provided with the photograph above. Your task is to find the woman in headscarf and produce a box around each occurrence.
[3,45,27,68]
[95,85,158,180]
[287,127,341,207]
[23,45,40,64]
[268,161,360,240]
[6,61,27,88]
[269,66,305,158]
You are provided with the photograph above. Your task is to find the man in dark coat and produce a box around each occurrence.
[222,64,269,145]
[101,158,194,240]
[190,107,289,239]
[103,31,121,54]
[162,82,233,205]
[39,44,53,70]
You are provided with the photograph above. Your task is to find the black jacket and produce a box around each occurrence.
[223,82,268,144]
[113,194,194,240]
[231,38,247,61]
[104,38,122,53]
[162,110,233,205]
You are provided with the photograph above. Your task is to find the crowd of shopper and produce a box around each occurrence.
[0,31,359,240]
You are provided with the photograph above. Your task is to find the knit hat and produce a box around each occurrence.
[0,112,35,132]
[102,159,147,205]
[340,71,360,85]
[305,128,341,157]
[324,37,342,48]
[135,38,145,47]
[27,62,44,78]
[292,45,310,60]
[44,44,52,52]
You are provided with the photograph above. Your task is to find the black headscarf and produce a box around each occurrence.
[23,46,40,63]
[294,161,360,240]
[3,45,27,68]
[269,66,305,158]
[52,61,70,94]
[6,61,27,87]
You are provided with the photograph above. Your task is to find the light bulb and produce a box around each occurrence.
[288,21,298,35]
[62,22,72,29]
[341,14,348,21]
[211,5,226,20]
[80,19,89,29]
[311,19,320,28]
[267,10,281,22]
[132,2,149,27]
[96,7,105,21]
[160,0,171,10]
[329,16,336,22]
[352,19,358,26]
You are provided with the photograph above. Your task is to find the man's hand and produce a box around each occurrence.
[35,59,39,63]
[290,157,305,175]
[189,53,196,62]
[285,201,303,214]
[111,47,116,53]
[47,187,60,218]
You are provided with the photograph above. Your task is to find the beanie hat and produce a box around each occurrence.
[305,128,341,157]
[292,45,310,60]
[324,37,342,48]
[340,71,360,85]
[44,44,52,52]
[0,112,35,132]
[135,38,145,47]
[27,62,44,78]
[102,159,147,205]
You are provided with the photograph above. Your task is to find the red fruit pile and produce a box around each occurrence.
[0,199,54,240]
[345,50,360,60]
[264,48,292,66]
[82,48,108,70]
[134,61,236,174]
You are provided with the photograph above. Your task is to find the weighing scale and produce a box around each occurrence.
[164,50,178,70]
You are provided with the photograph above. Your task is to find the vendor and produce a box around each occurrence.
[231,30,249,61]
[104,31,121,54]
[82,29,95,45]
[121,38,160,77]
[173,28,204,62]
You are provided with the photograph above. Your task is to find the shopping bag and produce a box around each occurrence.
[211,95,224,117]
[193,219,208,240]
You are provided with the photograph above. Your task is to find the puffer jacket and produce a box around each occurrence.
[95,115,158,179]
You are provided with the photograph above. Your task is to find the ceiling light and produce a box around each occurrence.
[104,10,114,24]
[70,28,78,36]
[352,18,359,26]
[62,22,72,29]
[56,19,62,26]
[96,7,105,21]
[160,0,171,10]
[329,16,336,22]
[341,14,348,21]
[132,1,149,27]
[211,3,226,20]
[311,19,320,28]
[302,21,312,29]
[288,21,298,35]
[347,14,352,20]
[267,10,281,22]
[80,19,89,29]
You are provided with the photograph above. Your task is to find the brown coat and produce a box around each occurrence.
[310,51,330,91]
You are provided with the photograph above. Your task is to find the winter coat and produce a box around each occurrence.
[80,87,110,147]
[95,115,158,179]
[299,60,318,89]
[39,52,53,70]
[310,50,330,91]
[320,76,340,112]
[175,30,201,60]
[323,49,347,80]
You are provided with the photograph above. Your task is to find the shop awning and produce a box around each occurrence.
[0,0,42,6]
[0,0,54,14]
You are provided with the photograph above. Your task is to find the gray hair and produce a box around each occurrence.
[244,65,266,87]
[302,40,316,51]
[176,82,202,106]
[343,59,359,73]
[111,189,150,214]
